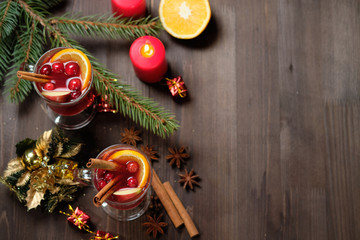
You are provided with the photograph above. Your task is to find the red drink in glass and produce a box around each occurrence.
[34,48,94,116]
[93,144,152,215]
[33,48,96,130]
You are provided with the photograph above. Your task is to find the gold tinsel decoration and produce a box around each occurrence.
[0,128,84,212]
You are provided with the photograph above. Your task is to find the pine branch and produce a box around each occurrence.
[21,0,64,18]
[0,35,15,81]
[25,0,64,11]
[91,62,178,138]
[18,0,69,46]
[50,14,163,40]
[4,19,45,102]
[0,0,21,40]
[101,79,178,138]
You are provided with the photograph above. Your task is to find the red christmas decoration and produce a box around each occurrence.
[166,76,188,99]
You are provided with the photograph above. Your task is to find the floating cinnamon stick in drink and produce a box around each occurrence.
[17,71,51,83]
[86,158,120,170]
[93,175,122,207]
[163,181,199,238]
[151,170,184,228]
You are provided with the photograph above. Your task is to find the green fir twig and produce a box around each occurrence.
[50,14,163,40]
[0,0,179,138]
[0,0,21,40]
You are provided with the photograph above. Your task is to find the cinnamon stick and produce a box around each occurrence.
[93,175,122,207]
[17,71,51,83]
[163,181,200,238]
[86,158,119,170]
[151,170,184,228]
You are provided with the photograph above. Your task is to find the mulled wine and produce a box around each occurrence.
[34,48,94,116]
[33,48,96,130]
[94,144,152,215]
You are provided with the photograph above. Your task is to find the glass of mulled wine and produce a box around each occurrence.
[33,47,96,130]
[92,144,152,221]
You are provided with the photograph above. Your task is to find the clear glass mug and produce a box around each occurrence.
[76,144,152,221]
[32,47,96,130]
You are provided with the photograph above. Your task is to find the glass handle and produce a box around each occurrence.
[73,168,92,186]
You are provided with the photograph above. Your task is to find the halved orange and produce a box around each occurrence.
[109,149,150,189]
[159,0,211,39]
[50,49,91,91]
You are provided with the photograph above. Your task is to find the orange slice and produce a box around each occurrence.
[159,0,211,39]
[50,49,91,91]
[109,149,150,189]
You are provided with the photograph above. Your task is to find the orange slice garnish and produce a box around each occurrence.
[159,0,211,39]
[50,48,91,91]
[109,149,150,189]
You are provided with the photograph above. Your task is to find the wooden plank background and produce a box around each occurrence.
[1,0,360,239]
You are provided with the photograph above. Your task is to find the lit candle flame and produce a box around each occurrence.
[140,43,155,58]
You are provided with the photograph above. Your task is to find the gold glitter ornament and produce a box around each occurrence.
[1,128,84,212]
[22,148,42,171]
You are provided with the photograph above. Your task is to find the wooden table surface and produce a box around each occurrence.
[1,0,360,239]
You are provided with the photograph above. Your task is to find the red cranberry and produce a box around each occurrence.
[126,161,139,173]
[70,91,81,100]
[127,177,138,188]
[43,82,55,90]
[97,169,106,176]
[68,78,82,91]
[40,65,52,75]
[98,180,107,189]
[65,62,80,76]
[104,173,114,182]
[52,62,64,74]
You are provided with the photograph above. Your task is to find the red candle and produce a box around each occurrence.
[111,0,146,19]
[129,36,168,83]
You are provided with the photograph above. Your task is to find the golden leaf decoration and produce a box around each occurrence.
[36,129,53,156]
[3,157,25,178]
[26,187,45,210]
[54,142,64,158]
[16,171,31,187]
[60,144,82,158]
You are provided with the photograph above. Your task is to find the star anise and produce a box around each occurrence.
[120,127,141,146]
[142,213,168,238]
[165,146,189,168]
[178,169,200,190]
[141,145,159,162]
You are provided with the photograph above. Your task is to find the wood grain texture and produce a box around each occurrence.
[1,0,360,239]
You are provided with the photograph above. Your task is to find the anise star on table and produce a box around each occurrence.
[143,213,168,238]
[120,127,142,146]
[141,145,159,162]
[165,146,190,168]
[178,169,200,190]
